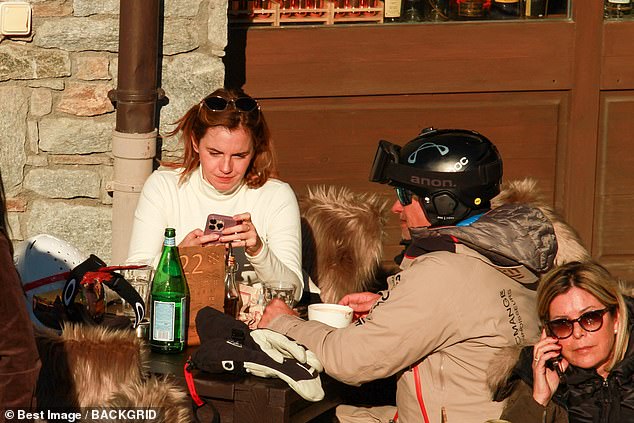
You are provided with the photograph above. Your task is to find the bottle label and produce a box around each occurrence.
[152,300,176,342]
[384,0,402,18]
[164,237,176,247]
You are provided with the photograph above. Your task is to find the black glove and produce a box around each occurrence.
[192,307,324,401]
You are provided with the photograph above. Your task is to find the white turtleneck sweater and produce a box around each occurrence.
[127,166,304,299]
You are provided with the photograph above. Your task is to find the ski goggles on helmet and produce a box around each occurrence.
[200,95,260,114]
[369,139,501,191]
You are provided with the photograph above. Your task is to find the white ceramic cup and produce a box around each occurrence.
[308,303,353,328]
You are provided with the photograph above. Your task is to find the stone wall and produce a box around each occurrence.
[0,0,226,262]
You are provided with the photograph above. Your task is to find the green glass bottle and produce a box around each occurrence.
[150,228,189,353]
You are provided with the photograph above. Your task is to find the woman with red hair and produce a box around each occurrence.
[128,88,303,301]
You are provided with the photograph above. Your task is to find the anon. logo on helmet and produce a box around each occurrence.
[410,176,456,188]
[407,143,449,163]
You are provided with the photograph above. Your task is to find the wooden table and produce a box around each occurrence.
[148,347,345,423]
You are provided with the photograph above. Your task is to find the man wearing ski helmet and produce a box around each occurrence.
[376,128,502,228]
[260,128,590,422]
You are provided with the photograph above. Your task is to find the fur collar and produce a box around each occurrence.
[490,178,590,266]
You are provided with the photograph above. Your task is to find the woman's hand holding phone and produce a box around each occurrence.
[229,212,263,256]
[179,228,222,248]
[532,328,569,406]
[202,212,263,256]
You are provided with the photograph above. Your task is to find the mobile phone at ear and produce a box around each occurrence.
[544,325,564,376]
[204,213,237,239]
[545,356,561,371]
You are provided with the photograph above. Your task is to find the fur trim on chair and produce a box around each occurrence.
[35,323,193,422]
[300,185,390,304]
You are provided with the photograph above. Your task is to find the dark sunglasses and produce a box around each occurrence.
[201,95,260,114]
[395,187,414,206]
[546,307,614,340]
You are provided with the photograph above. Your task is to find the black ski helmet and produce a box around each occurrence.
[369,127,503,227]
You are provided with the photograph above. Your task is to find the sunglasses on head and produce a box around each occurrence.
[395,187,414,206]
[201,95,260,114]
[546,307,614,340]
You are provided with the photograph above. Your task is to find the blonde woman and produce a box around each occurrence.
[495,261,632,423]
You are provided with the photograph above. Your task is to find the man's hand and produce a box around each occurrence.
[258,298,299,328]
[338,292,381,321]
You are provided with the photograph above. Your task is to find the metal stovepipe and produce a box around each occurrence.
[108,0,162,264]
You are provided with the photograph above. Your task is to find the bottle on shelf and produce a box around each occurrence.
[425,0,449,21]
[525,0,548,18]
[402,0,422,21]
[604,0,632,18]
[150,228,189,353]
[223,244,242,318]
[384,0,403,21]
[449,0,488,20]
[490,0,521,19]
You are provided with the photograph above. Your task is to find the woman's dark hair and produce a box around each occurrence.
[164,87,278,188]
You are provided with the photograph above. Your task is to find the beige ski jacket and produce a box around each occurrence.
[269,179,589,423]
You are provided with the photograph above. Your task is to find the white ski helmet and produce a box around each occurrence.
[14,234,87,328]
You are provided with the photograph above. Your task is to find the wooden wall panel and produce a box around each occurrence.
[602,21,634,89]
[260,91,568,261]
[593,92,634,281]
[227,22,575,98]
[561,1,603,249]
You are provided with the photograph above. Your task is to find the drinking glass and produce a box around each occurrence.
[120,265,154,319]
[263,281,297,308]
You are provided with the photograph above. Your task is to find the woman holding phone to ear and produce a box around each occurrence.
[494,261,633,423]
[127,87,304,301]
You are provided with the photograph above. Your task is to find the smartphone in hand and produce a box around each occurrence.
[204,213,237,242]
[545,326,564,377]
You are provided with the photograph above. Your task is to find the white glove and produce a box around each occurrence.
[251,328,324,373]
[305,349,324,373]
[244,361,325,402]
[250,329,307,364]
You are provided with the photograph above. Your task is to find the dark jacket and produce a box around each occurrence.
[0,231,40,410]
[495,297,634,423]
